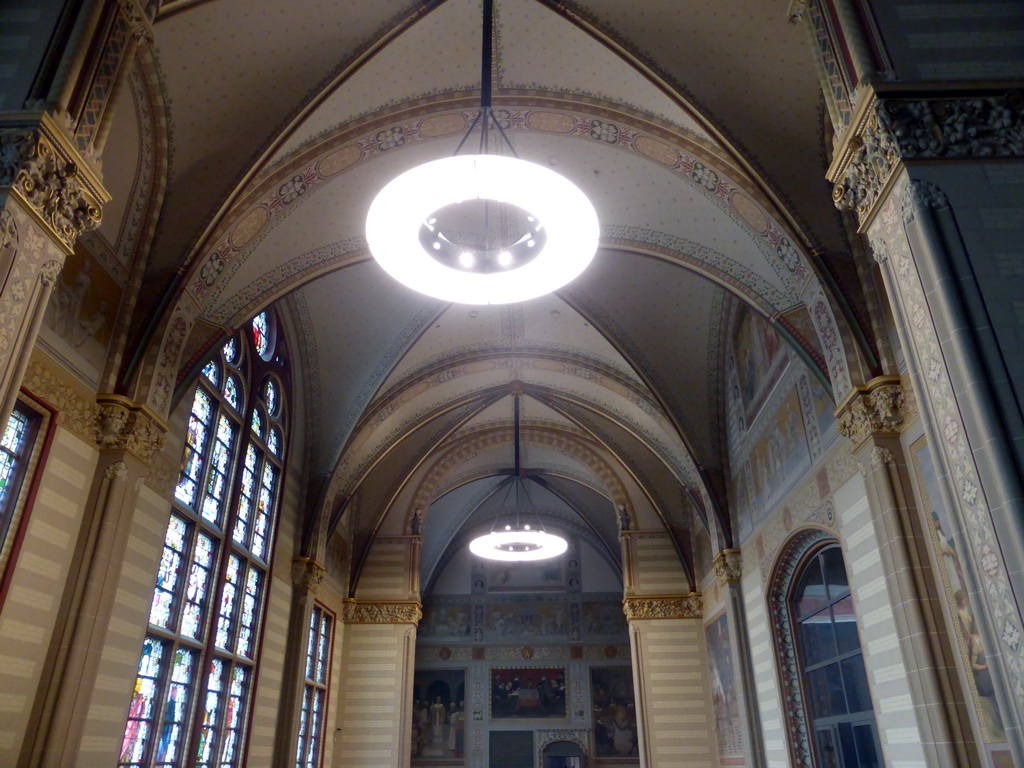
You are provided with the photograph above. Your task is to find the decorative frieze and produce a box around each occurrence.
[95,394,167,463]
[712,549,743,583]
[0,113,109,250]
[836,376,906,446]
[537,729,589,755]
[342,599,423,625]
[828,91,1024,228]
[623,594,702,621]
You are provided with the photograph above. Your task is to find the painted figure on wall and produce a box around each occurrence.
[411,670,466,762]
[491,668,566,719]
[705,612,743,759]
[590,666,638,760]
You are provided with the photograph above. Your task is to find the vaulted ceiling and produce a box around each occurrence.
[104,0,862,589]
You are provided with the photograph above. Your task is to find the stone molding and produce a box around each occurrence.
[291,557,327,594]
[0,112,109,251]
[95,394,167,463]
[342,599,422,625]
[537,729,589,756]
[712,548,743,583]
[836,376,905,446]
[828,90,1024,229]
[623,593,702,621]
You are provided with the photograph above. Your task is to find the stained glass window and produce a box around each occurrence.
[252,312,269,357]
[123,317,288,768]
[296,605,333,768]
[250,408,262,437]
[264,379,278,416]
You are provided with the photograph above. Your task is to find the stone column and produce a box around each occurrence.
[712,548,767,768]
[274,557,328,766]
[22,394,166,768]
[623,594,716,768]
[335,599,422,768]
[837,378,971,767]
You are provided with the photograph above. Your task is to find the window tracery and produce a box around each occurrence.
[121,312,289,768]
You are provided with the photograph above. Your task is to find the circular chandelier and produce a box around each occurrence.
[469,391,567,562]
[366,155,598,304]
[364,0,599,305]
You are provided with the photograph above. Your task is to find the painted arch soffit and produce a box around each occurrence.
[182,100,814,326]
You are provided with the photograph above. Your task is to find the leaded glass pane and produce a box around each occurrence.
[236,566,262,658]
[196,659,225,768]
[267,428,280,457]
[233,446,257,546]
[219,665,247,767]
[252,312,268,357]
[201,415,236,524]
[0,406,30,512]
[202,360,219,386]
[216,556,241,650]
[250,409,262,437]
[251,462,275,560]
[119,637,165,767]
[181,533,216,640]
[316,614,330,684]
[306,689,322,768]
[296,690,310,766]
[149,516,188,628]
[153,648,195,766]
[223,376,240,411]
[264,379,278,416]
[305,611,317,680]
[175,388,213,507]
[222,338,238,364]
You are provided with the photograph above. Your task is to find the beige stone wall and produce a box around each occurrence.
[0,427,96,764]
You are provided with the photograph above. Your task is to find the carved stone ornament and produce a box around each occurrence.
[623,594,703,621]
[836,377,905,446]
[537,729,589,755]
[0,210,16,259]
[870,445,896,467]
[829,91,1024,227]
[712,549,743,583]
[0,113,109,249]
[291,557,326,593]
[95,394,167,463]
[342,599,423,625]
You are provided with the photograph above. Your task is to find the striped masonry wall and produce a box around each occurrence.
[741,570,789,768]
[629,533,691,595]
[356,537,416,601]
[631,618,718,768]
[0,428,97,765]
[334,622,415,768]
[834,477,929,768]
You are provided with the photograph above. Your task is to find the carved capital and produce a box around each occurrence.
[0,113,109,250]
[712,548,743,583]
[836,376,905,446]
[292,557,327,594]
[117,0,155,42]
[623,593,702,621]
[870,445,896,467]
[95,394,167,463]
[39,259,63,287]
[342,599,422,625]
[104,460,129,480]
[828,90,1024,228]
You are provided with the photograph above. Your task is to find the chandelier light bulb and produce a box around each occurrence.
[366,155,599,304]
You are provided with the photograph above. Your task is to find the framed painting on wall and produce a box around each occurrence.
[490,667,566,719]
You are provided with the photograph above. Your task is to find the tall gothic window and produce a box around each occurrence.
[0,397,47,597]
[296,604,334,768]
[120,313,289,768]
[790,545,882,768]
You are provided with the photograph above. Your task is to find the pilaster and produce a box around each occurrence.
[23,395,166,768]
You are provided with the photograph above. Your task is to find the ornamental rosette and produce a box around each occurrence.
[623,594,702,621]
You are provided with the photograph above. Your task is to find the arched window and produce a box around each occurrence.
[789,544,882,768]
[120,312,288,768]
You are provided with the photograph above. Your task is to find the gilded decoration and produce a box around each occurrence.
[623,594,702,621]
[712,549,742,583]
[291,557,327,594]
[0,114,109,250]
[829,91,1024,228]
[342,599,422,625]
[95,394,168,463]
[836,376,905,446]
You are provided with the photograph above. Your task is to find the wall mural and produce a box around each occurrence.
[590,666,638,762]
[491,668,567,719]
[41,242,122,385]
[910,438,1007,749]
[487,558,565,592]
[705,612,743,762]
[412,669,467,762]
